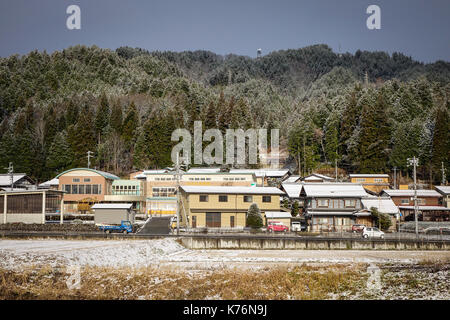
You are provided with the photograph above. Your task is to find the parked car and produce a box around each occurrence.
[267,221,289,233]
[98,220,133,234]
[291,222,302,232]
[352,224,366,233]
[291,221,307,232]
[362,227,385,239]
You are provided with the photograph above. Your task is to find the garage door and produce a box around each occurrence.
[206,212,221,228]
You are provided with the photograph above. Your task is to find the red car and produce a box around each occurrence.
[267,221,289,232]
[352,224,366,233]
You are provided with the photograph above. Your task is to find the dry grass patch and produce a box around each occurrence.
[0,263,366,300]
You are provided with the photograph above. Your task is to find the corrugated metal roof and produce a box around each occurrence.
[91,203,133,209]
[303,183,368,197]
[281,183,303,198]
[180,186,284,195]
[361,197,400,214]
[435,186,450,195]
[382,189,441,197]
[265,211,292,219]
[56,168,119,180]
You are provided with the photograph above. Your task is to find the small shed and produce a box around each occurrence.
[264,211,292,227]
[92,203,134,225]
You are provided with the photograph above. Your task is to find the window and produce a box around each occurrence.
[374,178,384,182]
[318,199,329,207]
[85,184,91,194]
[356,178,366,182]
[262,196,271,203]
[83,178,91,182]
[92,184,98,194]
[244,195,253,203]
[400,199,409,204]
[230,216,235,228]
[71,185,78,194]
[219,195,228,202]
[64,184,71,194]
[199,195,208,202]
[345,199,356,208]
[417,198,426,205]
[78,185,85,194]
[72,178,80,183]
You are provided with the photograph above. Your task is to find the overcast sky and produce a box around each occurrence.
[0,0,449,62]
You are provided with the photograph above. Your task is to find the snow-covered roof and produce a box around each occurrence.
[229,169,289,177]
[265,211,292,219]
[283,175,301,183]
[91,203,133,209]
[382,189,442,197]
[302,173,334,181]
[281,183,303,198]
[180,186,284,195]
[398,206,450,211]
[302,183,368,198]
[435,186,450,195]
[0,173,28,186]
[350,174,389,178]
[361,197,400,214]
[187,167,221,173]
[39,177,59,187]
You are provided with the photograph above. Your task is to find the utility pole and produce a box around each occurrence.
[393,167,397,189]
[407,157,419,238]
[335,158,338,182]
[87,151,94,169]
[175,153,181,236]
[441,162,447,185]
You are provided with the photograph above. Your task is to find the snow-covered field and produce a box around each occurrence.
[1,239,449,299]
[0,238,449,270]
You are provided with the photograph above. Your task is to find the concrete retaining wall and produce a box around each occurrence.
[5,214,43,224]
[181,236,450,250]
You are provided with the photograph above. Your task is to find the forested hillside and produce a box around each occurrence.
[0,44,448,183]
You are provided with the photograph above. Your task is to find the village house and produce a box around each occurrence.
[229,169,290,186]
[179,185,285,229]
[359,196,401,231]
[349,174,390,194]
[381,189,449,221]
[300,183,369,232]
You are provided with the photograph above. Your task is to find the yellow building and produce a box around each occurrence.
[349,174,390,194]
[133,169,257,216]
[179,186,285,228]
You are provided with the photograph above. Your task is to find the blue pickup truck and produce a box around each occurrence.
[98,220,133,234]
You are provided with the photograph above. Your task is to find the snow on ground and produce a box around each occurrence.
[0,238,449,271]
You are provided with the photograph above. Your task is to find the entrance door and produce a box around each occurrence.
[192,216,197,228]
[230,216,235,228]
[206,212,221,227]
